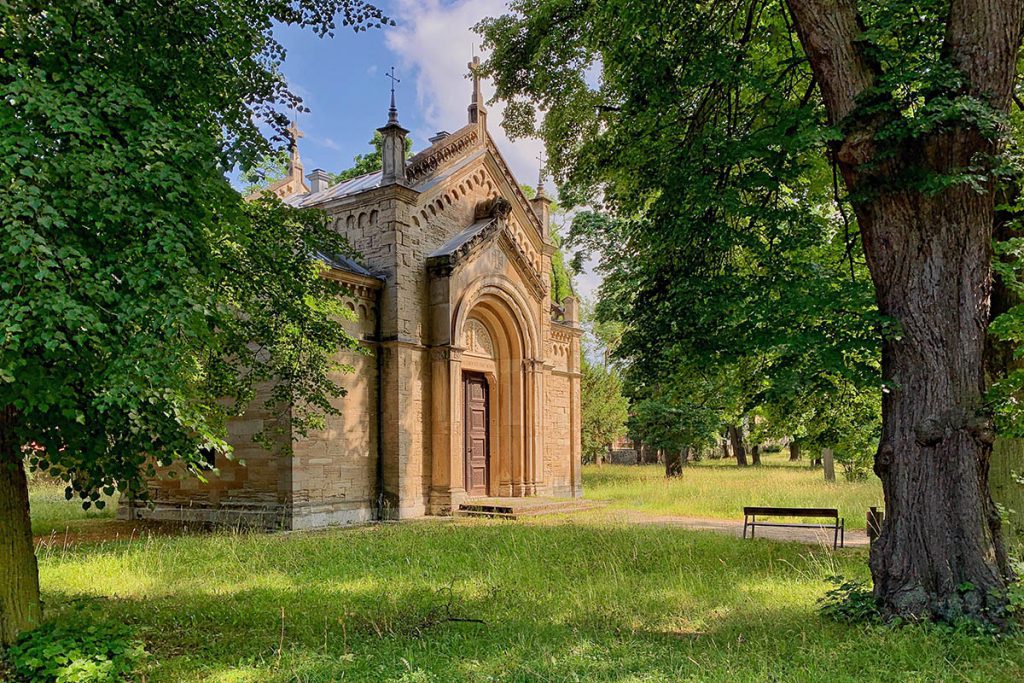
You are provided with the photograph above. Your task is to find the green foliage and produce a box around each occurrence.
[0,0,386,506]
[477,0,884,462]
[330,131,412,183]
[628,396,717,458]
[580,357,628,461]
[819,577,882,625]
[239,149,290,195]
[4,617,148,682]
[548,227,574,305]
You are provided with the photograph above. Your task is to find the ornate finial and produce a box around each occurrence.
[286,114,304,174]
[467,55,487,125]
[468,56,482,103]
[535,151,549,199]
[385,66,401,124]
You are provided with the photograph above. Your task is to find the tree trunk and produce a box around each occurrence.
[728,424,747,467]
[863,187,1011,622]
[719,439,730,460]
[787,0,1022,626]
[750,444,761,466]
[822,447,835,483]
[1,408,42,646]
[665,448,684,477]
[789,441,801,461]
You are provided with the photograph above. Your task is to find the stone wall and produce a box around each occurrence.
[288,279,381,528]
[123,377,292,527]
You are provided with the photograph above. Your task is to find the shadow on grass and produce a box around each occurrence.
[38,521,1023,683]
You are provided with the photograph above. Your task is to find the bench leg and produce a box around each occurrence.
[743,517,748,539]
[833,523,838,550]
[750,517,756,539]
[840,520,845,549]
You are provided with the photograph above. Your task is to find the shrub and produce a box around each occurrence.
[4,616,148,682]
[818,576,881,624]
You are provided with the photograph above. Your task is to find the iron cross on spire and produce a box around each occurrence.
[385,66,400,123]
[536,151,548,196]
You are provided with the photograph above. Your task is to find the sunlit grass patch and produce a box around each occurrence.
[29,517,1024,682]
[584,457,883,529]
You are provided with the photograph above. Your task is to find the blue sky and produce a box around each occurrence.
[273,0,601,299]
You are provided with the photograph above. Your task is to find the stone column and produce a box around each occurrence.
[525,359,544,495]
[448,348,466,507]
[429,346,464,514]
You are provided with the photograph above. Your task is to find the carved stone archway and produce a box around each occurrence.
[429,277,544,513]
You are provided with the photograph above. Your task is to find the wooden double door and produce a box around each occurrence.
[463,372,490,497]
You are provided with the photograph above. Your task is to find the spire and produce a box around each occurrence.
[530,151,552,235]
[535,152,549,199]
[378,66,409,185]
[385,66,401,125]
[286,117,304,177]
[467,55,487,126]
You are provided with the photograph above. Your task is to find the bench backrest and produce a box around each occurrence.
[743,506,838,518]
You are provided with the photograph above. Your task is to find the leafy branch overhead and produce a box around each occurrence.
[0,0,389,646]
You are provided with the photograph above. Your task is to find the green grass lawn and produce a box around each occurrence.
[585,453,884,530]
[28,476,118,537]
[18,468,1024,682]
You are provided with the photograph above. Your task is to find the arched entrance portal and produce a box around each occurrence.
[429,278,544,512]
[460,296,527,499]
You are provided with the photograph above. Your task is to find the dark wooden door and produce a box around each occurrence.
[463,373,489,497]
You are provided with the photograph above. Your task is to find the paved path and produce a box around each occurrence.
[586,508,870,549]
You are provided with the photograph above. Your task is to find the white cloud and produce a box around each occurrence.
[319,137,343,151]
[385,0,543,183]
[385,0,603,300]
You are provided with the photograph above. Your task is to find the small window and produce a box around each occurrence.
[199,447,216,469]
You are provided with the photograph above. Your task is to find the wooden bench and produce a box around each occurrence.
[743,506,845,549]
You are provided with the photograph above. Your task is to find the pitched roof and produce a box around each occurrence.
[315,251,381,280]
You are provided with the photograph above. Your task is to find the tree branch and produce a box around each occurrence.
[785,0,877,125]
[945,0,1024,112]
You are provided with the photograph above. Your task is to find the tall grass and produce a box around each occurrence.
[23,472,1024,682]
[28,475,118,536]
[36,520,1023,682]
[584,454,883,529]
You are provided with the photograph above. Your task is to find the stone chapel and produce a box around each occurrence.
[124,62,583,528]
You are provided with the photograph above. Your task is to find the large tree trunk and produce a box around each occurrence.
[864,186,1010,622]
[789,441,801,461]
[1,408,42,646]
[786,0,1023,624]
[750,444,761,466]
[728,424,747,467]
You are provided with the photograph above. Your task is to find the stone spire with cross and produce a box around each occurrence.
[378,66,409,185]
[467,55,487,127]
[535,152,549,200]
[286,117,305,178]
[531,150,552,234]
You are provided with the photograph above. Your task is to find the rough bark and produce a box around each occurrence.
[1,407,42,646]
[728,424,747,467]
[750,444,761,466]
[665,449,684,477]
[789,441,802,461]
[787,0,1024,624]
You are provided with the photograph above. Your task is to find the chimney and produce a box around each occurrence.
[306,168,330,194]
[428,131,451,144]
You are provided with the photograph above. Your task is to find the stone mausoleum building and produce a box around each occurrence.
[125,62,583,528]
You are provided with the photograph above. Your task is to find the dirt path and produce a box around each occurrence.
[584,507,869,549]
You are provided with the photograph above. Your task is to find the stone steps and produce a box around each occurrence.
[455,498,602,520]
